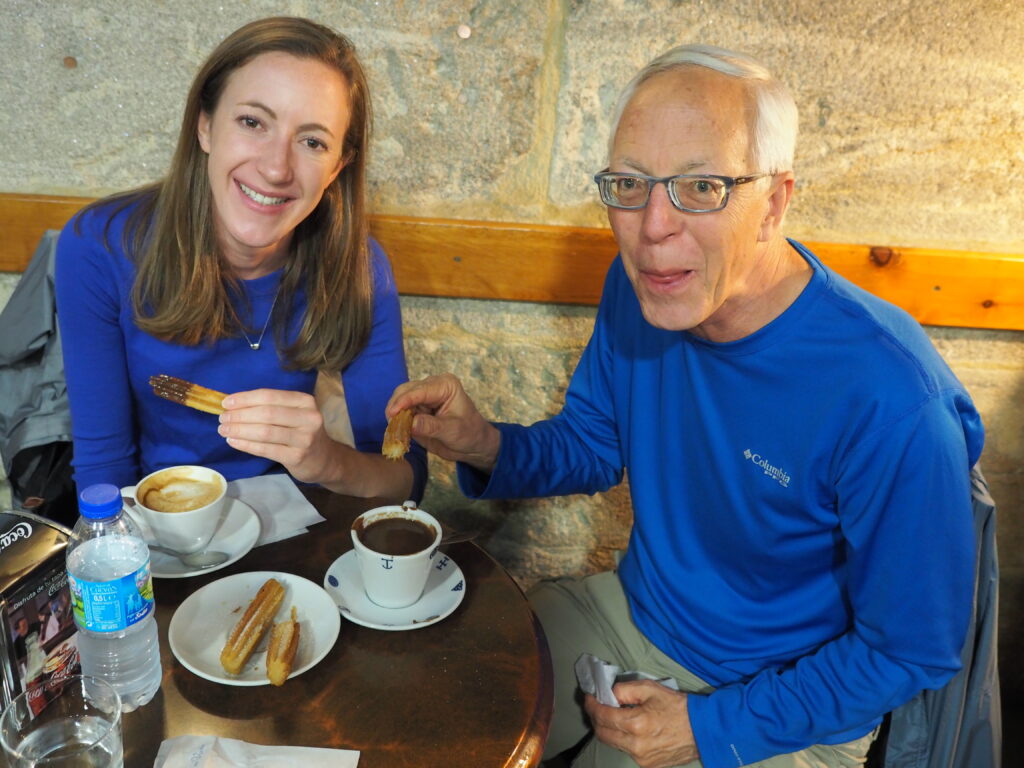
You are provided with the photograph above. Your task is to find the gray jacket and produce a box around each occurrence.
[0,230,71,475]
[882,464,1001,767]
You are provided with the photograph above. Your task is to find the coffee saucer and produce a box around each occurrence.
[323,550,465,631]
[149,498,261,579]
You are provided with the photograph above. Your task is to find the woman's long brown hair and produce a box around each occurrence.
[80,17,374,371]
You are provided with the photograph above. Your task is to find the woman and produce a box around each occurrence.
[55,17,426,502]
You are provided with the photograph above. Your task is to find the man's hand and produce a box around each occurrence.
[387,374,501,472]
[584,681,700,768]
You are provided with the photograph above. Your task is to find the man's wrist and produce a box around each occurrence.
[468,422,502,473]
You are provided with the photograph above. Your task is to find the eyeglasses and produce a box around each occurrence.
[593,170,769,213]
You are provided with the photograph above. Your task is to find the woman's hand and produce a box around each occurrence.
[219,388,414,500]
[387,374,501,472]
[218,388,341,484]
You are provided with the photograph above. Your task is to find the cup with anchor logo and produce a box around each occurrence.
[350,502,442,608]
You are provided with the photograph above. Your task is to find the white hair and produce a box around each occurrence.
[608,44,798,175]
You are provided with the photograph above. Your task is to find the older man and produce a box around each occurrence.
[388,45,982,768]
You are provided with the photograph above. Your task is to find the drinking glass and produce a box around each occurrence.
[0,674,123,767]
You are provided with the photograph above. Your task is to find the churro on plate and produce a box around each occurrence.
[266,606,300,686]
[220,578,285,675]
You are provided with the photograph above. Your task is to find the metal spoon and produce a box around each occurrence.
[121,495,230,569]
[439,529,480,546]
[147,543,230,569]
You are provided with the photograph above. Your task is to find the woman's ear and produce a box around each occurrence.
[197,111,212,153]
[327,159,345,186]
[327,148,356,186]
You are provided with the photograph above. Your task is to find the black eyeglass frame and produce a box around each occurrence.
[593,170,769,213]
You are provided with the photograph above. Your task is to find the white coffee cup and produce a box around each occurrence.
[350,501,441,609]
[121,465,227,554]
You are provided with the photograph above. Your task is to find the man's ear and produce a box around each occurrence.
[758,173,795,242]
[197,111,212,153]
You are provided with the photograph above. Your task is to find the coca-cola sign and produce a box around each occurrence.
[0,521,32,552]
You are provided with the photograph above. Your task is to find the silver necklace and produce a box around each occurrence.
[240,285,281,351]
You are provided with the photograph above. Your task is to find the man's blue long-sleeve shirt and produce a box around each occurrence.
[459,242,983,768]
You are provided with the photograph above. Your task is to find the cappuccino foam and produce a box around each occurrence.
[140,476,221,513]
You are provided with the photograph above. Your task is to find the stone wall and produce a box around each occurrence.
[2,0,1021,700]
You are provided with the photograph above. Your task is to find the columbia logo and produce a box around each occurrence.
[743,449,791,487]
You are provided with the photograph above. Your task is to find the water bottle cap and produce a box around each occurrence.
[79,483,124,519]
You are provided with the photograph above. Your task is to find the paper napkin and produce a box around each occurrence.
[226,474,326,546]
[154,735,359,767]
[575,652,680,708]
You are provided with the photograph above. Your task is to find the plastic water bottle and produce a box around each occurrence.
[66,483,162,712]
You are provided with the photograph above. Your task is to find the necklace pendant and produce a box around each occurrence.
[241,283,281,352]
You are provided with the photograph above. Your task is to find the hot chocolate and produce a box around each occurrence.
[354,516,436,556]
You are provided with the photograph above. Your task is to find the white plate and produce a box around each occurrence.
[168,571,340,686]
[150,498,260,579]
[324,549,465,631]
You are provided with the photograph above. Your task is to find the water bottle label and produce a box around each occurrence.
[68,560,155,632]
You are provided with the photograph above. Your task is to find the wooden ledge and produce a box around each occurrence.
[3,192,1023,331]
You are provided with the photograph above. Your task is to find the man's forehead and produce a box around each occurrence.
[613,67,753,162]
[630,66,752,116]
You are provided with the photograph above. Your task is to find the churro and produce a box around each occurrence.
[149,374,227,416]
[382,408,414,460]
[220,578,285,675]
[266,606,300,686]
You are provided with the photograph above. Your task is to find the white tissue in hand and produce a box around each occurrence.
[574,652,680,708]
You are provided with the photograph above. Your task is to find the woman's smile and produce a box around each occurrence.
[236,180,292,208]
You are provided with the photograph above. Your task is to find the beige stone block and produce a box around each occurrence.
[0,273,19,311]
[554,1,1024,250]
[928,327,1024,368]
[1,1,555,223]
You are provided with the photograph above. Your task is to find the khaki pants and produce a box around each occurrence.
[530,572,876,768]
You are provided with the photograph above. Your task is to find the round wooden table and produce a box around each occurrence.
[123,490,553,767]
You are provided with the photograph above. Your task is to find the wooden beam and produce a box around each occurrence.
[2,192,1023,331]
[0,194,90,272]
[803,242,1024,332]
[373,215,617,306]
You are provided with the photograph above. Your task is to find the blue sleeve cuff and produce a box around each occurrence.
[687,664,896,768]
[687,688,747,768]
[454,422,520,499]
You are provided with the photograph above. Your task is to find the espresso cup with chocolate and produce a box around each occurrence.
[122,465,227,554]
[350,503,442,608]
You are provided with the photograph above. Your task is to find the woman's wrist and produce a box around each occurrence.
[317,440,415,501]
